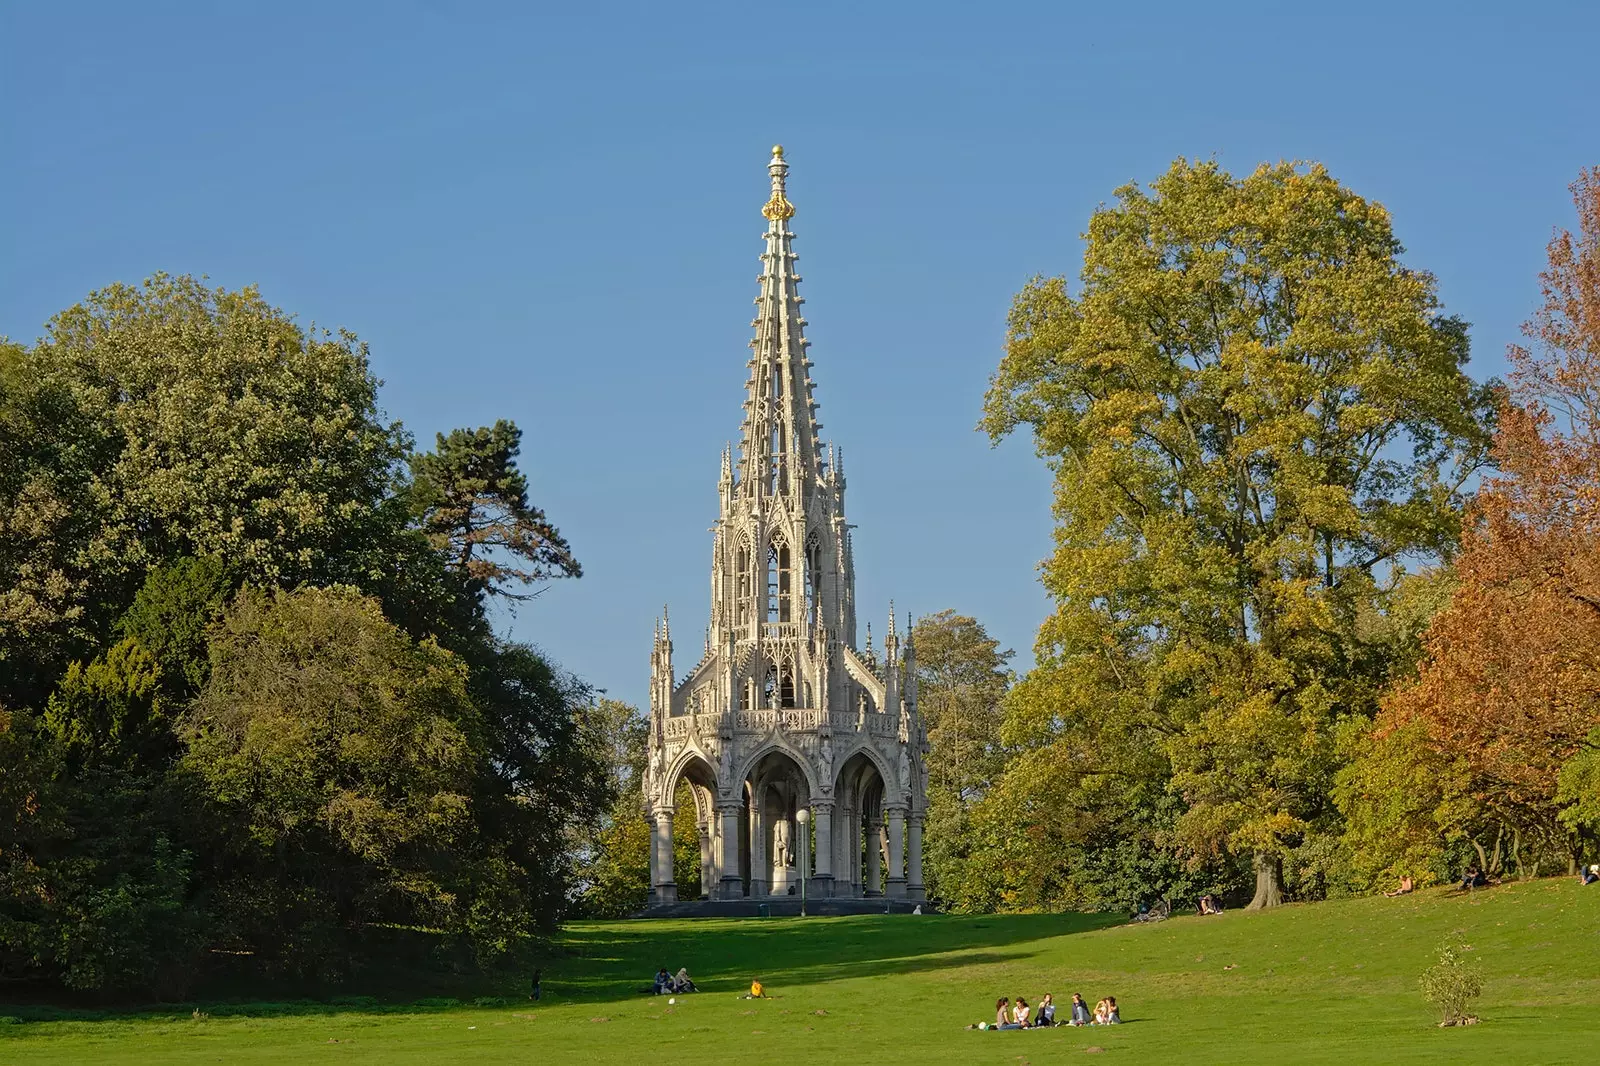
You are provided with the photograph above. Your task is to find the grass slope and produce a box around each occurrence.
[3,879,1597,1064]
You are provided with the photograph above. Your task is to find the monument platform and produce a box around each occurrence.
[637,897,931,918]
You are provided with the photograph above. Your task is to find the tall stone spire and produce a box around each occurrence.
[641,147,926,907]
[739,145,822,504]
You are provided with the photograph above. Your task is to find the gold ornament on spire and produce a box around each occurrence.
[762,144,795,221]
[762,192,795,221]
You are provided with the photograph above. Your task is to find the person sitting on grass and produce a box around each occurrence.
[1104,996,1121,1024]
[742,979,769,999]
[673,968,697,993]
[653,968,671,995]
[1198,894,1222,915]
[1458,866,1486,890]
[1385,875,1415,897]
[1013,997,1031,1027]
[1092,998,1113,1024]
[1581,864,1599,886]
[1034,993,1056,1027]
[993,997,1023,1030]
[1069,993,1091,1026]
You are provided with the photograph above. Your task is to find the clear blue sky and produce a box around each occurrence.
[3,2,1596,709]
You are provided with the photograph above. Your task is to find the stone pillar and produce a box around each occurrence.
[833,802,853,893]
[907,814,925,901]
[864,815,882,897]
[885,806,906,898]
[697,821,714,899]
[748,802,769,897]
[809,801,835,898]
[716,804,744,900]
[653,807,677,904]
[646,808,659,895]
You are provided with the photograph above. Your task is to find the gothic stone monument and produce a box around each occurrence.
[641,146,928,905]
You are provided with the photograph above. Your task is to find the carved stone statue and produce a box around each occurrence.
[818,734,834,785]
[717,736,735,792]
[898,746,911,794]
[773,817,792,867]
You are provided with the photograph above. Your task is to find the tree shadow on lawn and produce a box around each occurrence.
[0,912,1122,1028]
[552,911,1124,999]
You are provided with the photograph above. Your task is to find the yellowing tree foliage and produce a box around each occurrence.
[984,159,1493,907]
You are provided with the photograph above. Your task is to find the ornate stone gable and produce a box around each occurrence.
[642,148,927,904]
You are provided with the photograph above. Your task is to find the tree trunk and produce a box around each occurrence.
[1246,851,1284,910]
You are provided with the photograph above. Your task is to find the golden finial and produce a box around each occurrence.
[762,144,795,221]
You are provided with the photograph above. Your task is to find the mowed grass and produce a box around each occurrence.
[3,879,1597,1064]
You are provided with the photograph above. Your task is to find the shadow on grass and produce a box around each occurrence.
[552,911,1124,999]
[0,911,1121,1028]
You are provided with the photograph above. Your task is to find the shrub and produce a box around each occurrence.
[1418,934,1483,1026]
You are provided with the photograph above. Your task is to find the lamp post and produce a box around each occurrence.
[795,807,810,917]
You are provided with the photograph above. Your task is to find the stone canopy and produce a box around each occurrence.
[643,146,928,904]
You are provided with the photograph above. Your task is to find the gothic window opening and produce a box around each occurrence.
[736,541,752,625]
[762,662,778,708]
[779,659,796,709]
[805,532,822,626]
[769,420,787,495]
[767,538,792,623]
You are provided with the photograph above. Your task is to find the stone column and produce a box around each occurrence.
[907,814,925,901]
[885,806,906,898]
[749,802,769,897]
[716,803,744,900]
[809,801,835,899]
[697,821,714,899]
[833,802,853,893]
[653,807,677,904]
[646,808,659,895]
[864,815,882,897]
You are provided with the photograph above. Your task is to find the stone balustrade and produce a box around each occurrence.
[662,709,899,740]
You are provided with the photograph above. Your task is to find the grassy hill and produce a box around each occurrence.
[4,878,1597,1064]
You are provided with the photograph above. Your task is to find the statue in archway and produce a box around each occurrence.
[773,817,792,867]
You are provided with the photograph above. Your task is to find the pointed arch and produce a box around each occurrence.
[735,738,820,799]
[662,747,720,806]
[832,741,891,796]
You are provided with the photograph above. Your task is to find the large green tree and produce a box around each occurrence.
[983,159,1494,907]
[1,275,407,706]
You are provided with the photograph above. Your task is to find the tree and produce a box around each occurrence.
[1,275,408,707]
[983,159,1494,907]
[183,585,494,975]
[2,277,602,990]
[1353,167,1600,878]
[910,611,1012,908]
[573,700,652,918]
[411,421,580,601]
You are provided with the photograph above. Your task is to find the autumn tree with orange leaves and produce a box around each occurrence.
[1340,168,1600,882]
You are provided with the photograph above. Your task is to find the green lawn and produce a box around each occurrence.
[4,879,1597,1064]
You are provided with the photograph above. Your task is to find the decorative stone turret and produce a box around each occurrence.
[643,147,926,904]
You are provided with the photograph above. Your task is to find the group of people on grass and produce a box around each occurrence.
[1382,863,1600,895]
[651,967,697,995]
[974,992,1120,1030]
